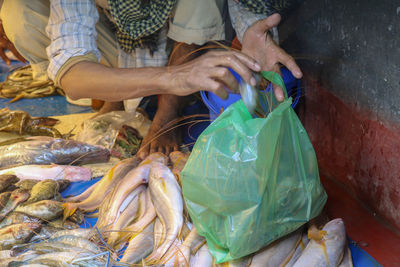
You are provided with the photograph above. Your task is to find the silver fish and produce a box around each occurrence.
[0,136,110,168]
[145,162,183,264]
[250,228,303,267]
[120,222,154,264]
[293,219,346,267]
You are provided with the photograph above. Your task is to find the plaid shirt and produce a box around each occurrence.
[45,0,276,82]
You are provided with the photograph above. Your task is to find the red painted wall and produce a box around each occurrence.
[301,76,400,232]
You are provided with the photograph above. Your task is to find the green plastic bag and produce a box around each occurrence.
[181,71,327,263]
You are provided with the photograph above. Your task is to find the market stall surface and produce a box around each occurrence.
[0,61,384,266]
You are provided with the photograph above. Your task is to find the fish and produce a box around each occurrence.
[97,164,151,230]
[17,251,98,266]
[15,179,39,190]
[15,200,63,221]
[189,244,213,267]
[0,108,61,137]
[0,250,40,266]
[13,241,98,257]
[174,227,205,267]
[292,219,346,267]
[116,188,157,247]
[338,246,353,267]
[169,151,189,184]
[45,235,102,254]
[99,153,169,230]
[120,222,154,264]
[0,211,39,228]
[250,228,303,267]
[284,233,309,267]
[0,174,19,192]
[0,188,30,220]
[63,157,140,218]
[64,181,97,202]
[104,186,144,246]
[50,228,97,240]
[0,222,42,249]
[145,162,184,264]
[0,164,92,182]
[47,218,80,230]
[0,136,110,169]
[0,192,11,211]
[28,225,63,243]
[153,217,165,251]
[25,179,59,204]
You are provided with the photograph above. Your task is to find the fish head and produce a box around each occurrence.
[323,218,346,241]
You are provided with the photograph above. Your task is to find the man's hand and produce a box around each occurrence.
[242,13,302,102]
[0,20,26,65]
[167,50,261,99]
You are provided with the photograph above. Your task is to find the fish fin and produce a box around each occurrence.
[62,202,78,221]
[308,225,327,241]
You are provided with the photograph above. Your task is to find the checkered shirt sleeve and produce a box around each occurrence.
[46,0,101,81]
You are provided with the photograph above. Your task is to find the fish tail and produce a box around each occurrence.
[62,202,78,221]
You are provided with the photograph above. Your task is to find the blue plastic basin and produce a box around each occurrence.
[201,67,301,121]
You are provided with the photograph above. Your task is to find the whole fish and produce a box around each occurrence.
[145,162,184,264]
[189,244,213,267]
[116,188,157,247]
[0,174,19,192]
[0,250,39,266]
[0,192,11,211]
[19,251,97,266]
[25,179,59,204]
[120,222,154,264]
[0,136,110,168]
[0,222,42,249]
[45,235,102,254]
[63,157,140,218]
[0,211,39,228]
[174,227,205,267]
[15,200,63,221]
[250,228,303,267]
[50,228,97,240]
[285,233,309,267]
[0,164,92,182]
[293,219,346,267]
[104,187,143,246]
[15,179,39,190]
[100,153,168,230]
[0,189,30,220]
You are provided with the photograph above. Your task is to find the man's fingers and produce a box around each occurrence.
[0,49,10,65]
[277,48,303,79]
[210,67,239,93]
[214,52,259,87]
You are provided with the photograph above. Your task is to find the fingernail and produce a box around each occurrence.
[250,77,257,86]
[254,63,261,71]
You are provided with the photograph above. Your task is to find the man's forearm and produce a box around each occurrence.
[60,61,171,102]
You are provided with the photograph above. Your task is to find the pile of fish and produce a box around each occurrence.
[0,65,64,103]
[63,152,354,267]
[0,174,115,266]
